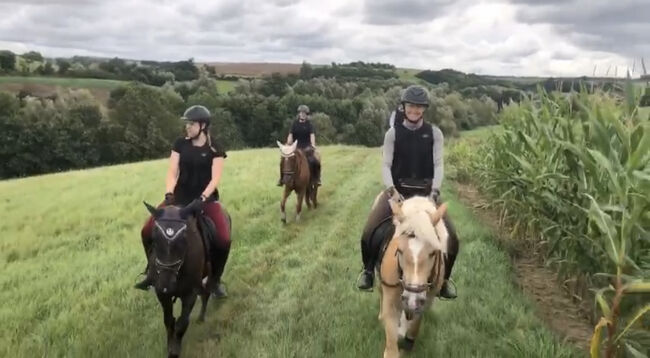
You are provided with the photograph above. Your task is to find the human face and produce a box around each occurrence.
[404,103,427,122]
[185,121,201,137]
[298,111,308,120]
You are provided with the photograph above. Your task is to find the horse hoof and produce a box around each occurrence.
[398,337,415,351]
[281,218,287,224]
[197,317,205,324]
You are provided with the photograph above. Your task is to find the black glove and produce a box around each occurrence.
[164,192,174,205]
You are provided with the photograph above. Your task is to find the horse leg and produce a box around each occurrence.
[400,314,423,352]
[280,188,290,223]
[169,293,198,358]
[197,272,211,323]
[295,189,305,222]
[312,184,318,209]
[305,185,312,210]
[157,294,175,358]
[381,286,402,358]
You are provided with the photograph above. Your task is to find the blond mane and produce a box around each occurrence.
[394,196,448,253]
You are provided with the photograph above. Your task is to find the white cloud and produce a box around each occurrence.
[0,0,644,77]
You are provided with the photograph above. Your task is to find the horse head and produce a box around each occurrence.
[277,140,299,186]
[388,195,448,318]
[143,200,202,295]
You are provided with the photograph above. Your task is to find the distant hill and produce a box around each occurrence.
[202,62,301,77]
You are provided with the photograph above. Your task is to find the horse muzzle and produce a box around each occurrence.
[281,173,294,185]
[402,291,427,317]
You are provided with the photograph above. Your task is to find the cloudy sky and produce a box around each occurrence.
[0,0,647,77]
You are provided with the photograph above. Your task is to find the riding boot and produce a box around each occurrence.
[357,240,375,291]
[134,237,154,291]
[438,253,457,299]
[211,248,230,298]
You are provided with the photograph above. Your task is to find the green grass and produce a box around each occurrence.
[639,106,650,120]
[0,75,128,89]
[216,80,237,93]
[0,142,583,357]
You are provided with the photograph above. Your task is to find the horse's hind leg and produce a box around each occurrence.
[197,280,211,323]
[312,185,318,209]
[169,293,198,358]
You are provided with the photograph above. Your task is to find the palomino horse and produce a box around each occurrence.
[377,194,448,358]
[143,201,221,358]
[277,141,318,223]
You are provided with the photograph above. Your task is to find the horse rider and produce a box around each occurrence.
[135,105,232,298]
[277,104,321,186]
[355,85,459,299]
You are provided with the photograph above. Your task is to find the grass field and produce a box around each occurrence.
[0,140,582,357]
[216,80,237,93]
[0,75,128,89]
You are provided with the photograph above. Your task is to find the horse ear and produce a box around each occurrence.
[429,203,447,225]
[389,198,404,223]
[276,140,284,149]
[144,201,162,218]
[290,141,298,152]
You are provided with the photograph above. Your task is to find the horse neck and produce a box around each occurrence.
[184,218,204,258]
[294,150,309,175]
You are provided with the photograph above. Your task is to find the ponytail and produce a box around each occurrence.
[206,131,217,153]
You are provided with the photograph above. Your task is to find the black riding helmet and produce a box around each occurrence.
[400,85,430,107]
[181,105,211,127]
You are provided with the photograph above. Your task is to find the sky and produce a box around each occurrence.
[0,0,647,77]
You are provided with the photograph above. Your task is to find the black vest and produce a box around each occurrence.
[391,121,434,197]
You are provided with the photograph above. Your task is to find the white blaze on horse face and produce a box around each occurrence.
[407,238,424,283]
[403,238,428,312]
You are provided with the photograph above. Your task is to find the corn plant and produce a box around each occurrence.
[474,82,649,357]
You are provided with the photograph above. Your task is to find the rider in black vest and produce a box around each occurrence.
[355,85,459,299]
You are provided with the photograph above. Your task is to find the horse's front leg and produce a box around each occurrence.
[295,188,305,222]
[280,187,290,223]
[169,293,198,358]
[382,286,402,358]
[156,293,175,358]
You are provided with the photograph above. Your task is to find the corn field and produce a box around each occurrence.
[474,83,650,357]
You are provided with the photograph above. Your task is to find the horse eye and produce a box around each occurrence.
[429,252,435,258]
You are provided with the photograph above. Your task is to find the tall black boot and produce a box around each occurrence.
[356,239,375,291]
[211,248,230,298]
[439,253,457,299]
[134,239,154,291]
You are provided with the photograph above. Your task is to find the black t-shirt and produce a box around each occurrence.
[291,119,314,149]
[172,137,227,205]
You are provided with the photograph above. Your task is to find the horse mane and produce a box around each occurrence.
[395,196,448,253]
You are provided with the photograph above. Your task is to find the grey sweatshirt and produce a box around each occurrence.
[381,119,444,192]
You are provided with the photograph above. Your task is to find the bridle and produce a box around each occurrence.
[153,220,188,277]
[382,243,445,294]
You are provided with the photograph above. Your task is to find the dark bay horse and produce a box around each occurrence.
[143,200,219,358]
[277,141,318,223]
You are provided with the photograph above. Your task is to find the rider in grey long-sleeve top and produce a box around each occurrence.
[355,85,459,299]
